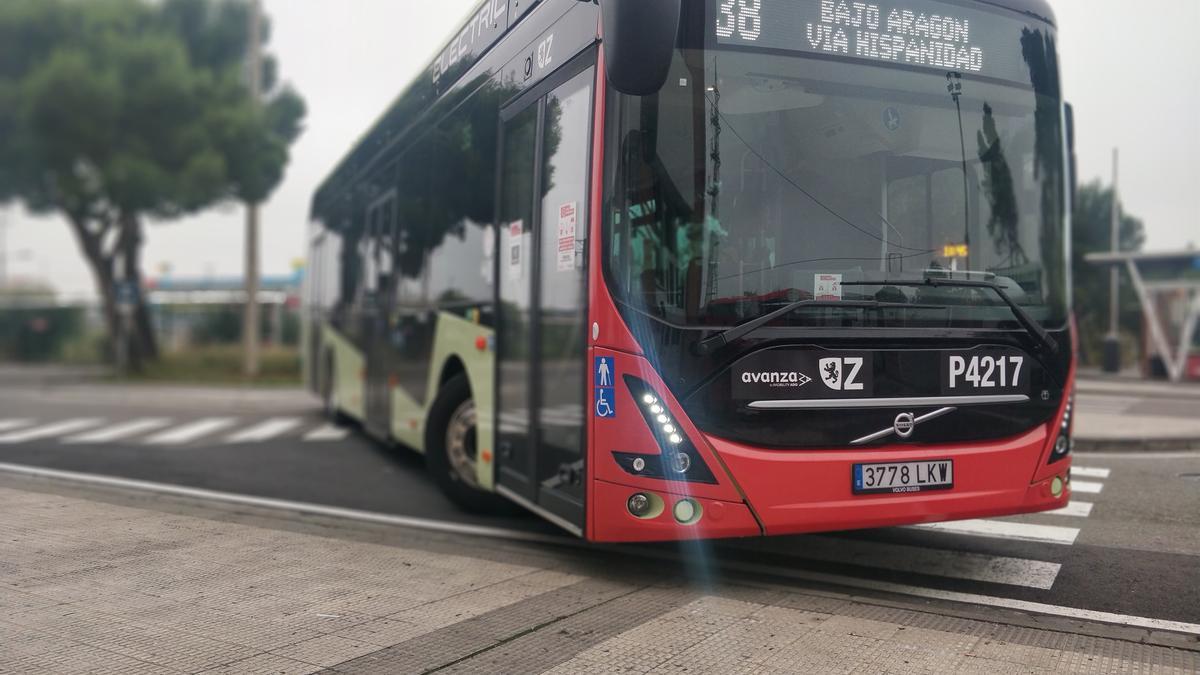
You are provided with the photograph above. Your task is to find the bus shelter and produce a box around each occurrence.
[1086,251,1200,382]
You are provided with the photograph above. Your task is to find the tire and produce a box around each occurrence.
[426,374,510,513]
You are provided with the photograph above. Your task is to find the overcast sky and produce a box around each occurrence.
[3,0,1197,299]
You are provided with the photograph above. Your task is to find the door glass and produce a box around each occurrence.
[496,105,539,495]
[535,69,593,515]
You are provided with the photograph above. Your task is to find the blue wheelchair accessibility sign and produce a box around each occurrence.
[594,387,615,419]
[594,356,616,418]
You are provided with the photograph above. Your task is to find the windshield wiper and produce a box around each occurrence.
[693,300,948,356]
[841,279,1059,356]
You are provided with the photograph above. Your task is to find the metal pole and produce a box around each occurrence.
[242,0,262,378]
[1102,149,1122,373]
[0,209,8,288]
[1108,149,1120,338]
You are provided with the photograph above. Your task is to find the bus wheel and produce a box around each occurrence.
[427,374,506,513]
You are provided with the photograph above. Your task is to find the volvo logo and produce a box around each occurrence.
[851,407,959,446]
[893,413,916,438]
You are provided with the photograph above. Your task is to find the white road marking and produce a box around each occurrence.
[1,461,1195,636]
[143,418,237,445]
[1070,467,1111,479]
[1048,501,1094,518]
[225,418,303,443]
[0,420,33,433]
[1071,480,1104,494]
[717,559,1200,637]
[0,419,103,444]
[62,419,172,444]
[910,519,1079,545]
[735,536,1061,589]
[1076,395,1137,415]
[303,425,349,442]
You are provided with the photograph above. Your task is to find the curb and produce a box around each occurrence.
[3,462,1199,643]
[1074,437,1200,453]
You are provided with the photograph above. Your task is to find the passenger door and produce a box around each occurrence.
[495,59,595,533]
[364,193,397,439]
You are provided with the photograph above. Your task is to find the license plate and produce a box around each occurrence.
[853,460,954,495]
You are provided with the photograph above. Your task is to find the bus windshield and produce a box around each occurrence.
[605,14,1066,331]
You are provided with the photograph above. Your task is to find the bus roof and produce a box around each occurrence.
[311,0,1056,223]
[311,0,543,223]
[980,0,1055,26]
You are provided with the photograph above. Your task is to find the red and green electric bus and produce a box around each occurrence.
[304,0,1077,542]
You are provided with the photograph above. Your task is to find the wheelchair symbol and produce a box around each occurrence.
[595,388,615,418]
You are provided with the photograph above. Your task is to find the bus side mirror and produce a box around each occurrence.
[597,0,681,96]
[1065,102,1077,209]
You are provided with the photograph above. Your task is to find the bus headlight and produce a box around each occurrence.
[669,452,691,474]
[615,376,718,485]
[1049,393,1073,465]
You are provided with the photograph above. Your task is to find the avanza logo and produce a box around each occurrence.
[741,371,813,388]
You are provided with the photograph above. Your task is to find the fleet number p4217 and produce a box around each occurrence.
[948,355,1024,389]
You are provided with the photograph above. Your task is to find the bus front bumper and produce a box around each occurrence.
[708,428,1071,537]
[589,428,1071,542]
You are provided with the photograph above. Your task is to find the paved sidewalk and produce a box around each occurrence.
[1,475,1197,674]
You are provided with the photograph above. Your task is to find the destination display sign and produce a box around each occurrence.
[714,0,1046,84]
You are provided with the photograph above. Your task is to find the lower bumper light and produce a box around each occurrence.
[628,492,664,519]
[1050,476,1064,498]
[672,499,702,525]
[628,493,651,517]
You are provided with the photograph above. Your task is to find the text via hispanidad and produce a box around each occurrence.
[808,1,984,72]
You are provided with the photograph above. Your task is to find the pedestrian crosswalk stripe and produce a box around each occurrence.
[0,419,104,444]
[1048,500,1093,518]
[63,419,172,444]
[144,418,237,445]
[0,420,33,433]
[1076,395,1136,415]
[1070,466,1111,479]
[735,536,1061,589]
[226,418,302,443]
[911,519,1079,545]
[1071,480,1104,494]
[303,425,349,442]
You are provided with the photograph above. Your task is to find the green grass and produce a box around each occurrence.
[121,345,302,387]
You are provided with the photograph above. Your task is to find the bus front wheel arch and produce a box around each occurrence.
[426,373,510,513]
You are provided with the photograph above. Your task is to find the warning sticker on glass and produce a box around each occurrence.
[507,221,524,281]
[814,273,843,301]
[556,202,577,272]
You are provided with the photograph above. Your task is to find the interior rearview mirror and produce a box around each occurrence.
[597,0,681,96]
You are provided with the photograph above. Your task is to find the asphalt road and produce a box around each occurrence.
[1,377,1198,633]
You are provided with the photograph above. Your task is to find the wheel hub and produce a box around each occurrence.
[445,400,479,488]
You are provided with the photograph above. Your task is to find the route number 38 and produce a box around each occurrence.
[716,0,763,41]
